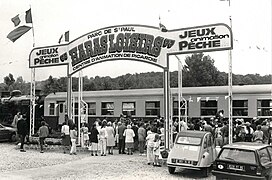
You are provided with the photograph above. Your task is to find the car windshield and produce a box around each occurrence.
[218,148,256,164]
[176,136,201,145]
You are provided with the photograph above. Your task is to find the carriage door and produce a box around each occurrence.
[57,101,66,125]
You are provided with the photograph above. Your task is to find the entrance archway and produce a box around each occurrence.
[29,23,233,150]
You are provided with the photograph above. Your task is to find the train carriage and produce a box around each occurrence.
[44,84,272,130]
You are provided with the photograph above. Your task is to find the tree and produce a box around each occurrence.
[42,76,60,95]
[183,53,222,87]
[4,73,15,91]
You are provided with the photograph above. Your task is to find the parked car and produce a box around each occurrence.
[0,123,17,142]
[212,142,272,180]
[167,131,217,177]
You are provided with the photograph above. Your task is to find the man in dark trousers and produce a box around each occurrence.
[17,114,28,152]
[118,122,126,154]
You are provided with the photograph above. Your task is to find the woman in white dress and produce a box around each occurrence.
[106,122,115,155]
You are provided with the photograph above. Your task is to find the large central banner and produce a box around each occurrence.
[29,23,233,75]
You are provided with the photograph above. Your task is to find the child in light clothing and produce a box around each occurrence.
[70,125,77,155]
[153,134,161,167]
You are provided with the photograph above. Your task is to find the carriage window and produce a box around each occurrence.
[233,100,248,116]
[101,102,114,115]
[173,101,188,117]
[73,103,78,115]
[49,103,55,115]
[145,101,160,116]
[87,102,96,115]
[257,100,272,116]
[122,102,136,116]
[201,100,217,116]
[59,104,63,113]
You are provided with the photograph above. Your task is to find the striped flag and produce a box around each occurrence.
[58,31,69,44]
[7,8,33,42]
[159,23,167,32]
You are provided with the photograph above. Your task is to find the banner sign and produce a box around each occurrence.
[29,44,68,68]
[170,23,233,54]
[29,23,232,75]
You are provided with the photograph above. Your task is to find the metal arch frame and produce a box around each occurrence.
[29,23,233,148]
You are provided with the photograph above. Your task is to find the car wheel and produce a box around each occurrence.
[168,167,175,174]
[10,133,16,142]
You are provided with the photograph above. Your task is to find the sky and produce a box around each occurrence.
[0,0,271,82]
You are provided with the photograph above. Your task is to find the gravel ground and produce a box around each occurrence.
[0,143,215,180]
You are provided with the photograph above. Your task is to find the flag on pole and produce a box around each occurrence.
[159,23,167,32]
[7,26,32,42]
[58,31,69,44]
[7,8,32,42]
[158,16,167,32]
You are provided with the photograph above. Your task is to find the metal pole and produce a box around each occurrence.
[228,0,233,144]
[78,71,82,145]
[29,68,35,137]
[178,58,181,132]
[67,65,72,120]
[164,65,170,150]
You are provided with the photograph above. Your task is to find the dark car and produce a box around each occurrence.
[0,123,17,142]
[212,142,272,180]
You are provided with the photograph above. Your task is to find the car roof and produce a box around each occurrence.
[223,142,270,151]
[177,131,210,138]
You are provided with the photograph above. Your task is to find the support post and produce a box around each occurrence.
[163,60,171,150]
[29,68,36,136]
[228,40,233,144]
[67,64,73,120]
[228,13,233,145]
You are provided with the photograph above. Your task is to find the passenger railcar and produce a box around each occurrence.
[44,84,272,130]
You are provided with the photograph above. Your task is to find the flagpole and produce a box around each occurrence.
[29,5,36,137]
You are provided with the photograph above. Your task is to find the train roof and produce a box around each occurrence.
[45,84,272,99]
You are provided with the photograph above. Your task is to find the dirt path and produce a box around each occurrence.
[0,143,214,180]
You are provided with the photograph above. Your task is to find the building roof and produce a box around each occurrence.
[45,84,272,100]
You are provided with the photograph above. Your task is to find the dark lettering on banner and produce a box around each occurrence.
[72,52,158,71]
[69,32,175,67]
[178,26,230,51]
[34,47,68,66]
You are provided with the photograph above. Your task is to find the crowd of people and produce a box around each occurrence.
[175,116,272,147]
[11,111,272,166]
[57,115,165,166]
